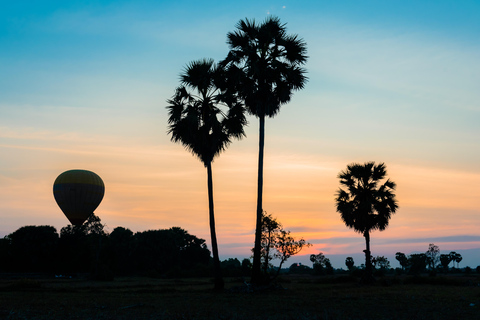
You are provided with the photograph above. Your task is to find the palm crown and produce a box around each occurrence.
[167,59,246,166]
[335,162,398,234]
[221,16,308,117]
[166,58,246,290]
[220,16,307,285]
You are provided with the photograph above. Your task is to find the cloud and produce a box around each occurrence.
[287,226,329,233]
[309,237,360,245]
[381,235,480,245]
[290,17,480,172]
[308,235,480,246]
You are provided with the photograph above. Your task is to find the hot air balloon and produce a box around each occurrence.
[53,169,105,226]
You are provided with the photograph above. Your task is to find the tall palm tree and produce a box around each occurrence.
[335,162,398,283]
[166,59,246,290]
[221,16,308,285]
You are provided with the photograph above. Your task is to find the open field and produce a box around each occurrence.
[1,274,479,319]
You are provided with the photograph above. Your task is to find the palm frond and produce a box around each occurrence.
[223,16,308,119]
[166,59,247,167]
[335,162,398,234]
[279,34,308,64]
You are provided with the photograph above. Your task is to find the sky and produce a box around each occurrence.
[1,0,479,268]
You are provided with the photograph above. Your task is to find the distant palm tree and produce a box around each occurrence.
[166,59,246,290]
[221,16,308,285]
[335,162,398,283]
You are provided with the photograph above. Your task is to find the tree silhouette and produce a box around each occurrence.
[449,251,462,268]
[374,256,390,270]
[440,254,451,272]
[59,224,92,273]
[258,211,281,274]
[272,230,310,278]
[6,225,58,272]
[58,214,109,277]
[83,213,107,235]
[425,243,440,270]
[408,253,427,275]
[108,227,134,275]
[220,258,243,277]
[241,258,252,276]
[131,228,210,277]
[311,252,333,275]
[395,252,409,271]
[335,162,398,283]
[345,257,355,271]
[1,224,211,277]
[167,59,246,290]
[221,16,308,285]
[310,252,328,266]
[455,254,463,268]
[254,211,310,281]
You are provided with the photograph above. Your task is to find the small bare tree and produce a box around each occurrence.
[254,211,311,282]
[425,243,440,270]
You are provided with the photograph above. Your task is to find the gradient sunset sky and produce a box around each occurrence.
[1,0,479,267]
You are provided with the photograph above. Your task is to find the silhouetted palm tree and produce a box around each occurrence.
[221,16,308,285]
[335,162,398,283]
[166,59,246,290]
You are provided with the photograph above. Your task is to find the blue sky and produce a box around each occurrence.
[1,1,479,267]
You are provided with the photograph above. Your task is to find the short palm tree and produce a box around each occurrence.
[335,162,398,283]
[166,59,246,290]
[221,16,308,285]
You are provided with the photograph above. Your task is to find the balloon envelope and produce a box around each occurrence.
[53,169,105,226]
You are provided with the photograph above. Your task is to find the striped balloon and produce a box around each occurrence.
[53,169,105,226]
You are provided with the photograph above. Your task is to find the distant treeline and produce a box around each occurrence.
[0,217,218,279]
[2,219,477,280]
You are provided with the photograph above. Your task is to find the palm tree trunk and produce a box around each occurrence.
[363,230,374,284]
[252,114,265,285]
[207,162,224,290]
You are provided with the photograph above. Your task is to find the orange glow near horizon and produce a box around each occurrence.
[1,135,480,261]
[1,1,480,272]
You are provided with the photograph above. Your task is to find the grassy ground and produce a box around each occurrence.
[1,274,479,319]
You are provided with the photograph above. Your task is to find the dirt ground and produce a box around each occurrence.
[1,274,479,319]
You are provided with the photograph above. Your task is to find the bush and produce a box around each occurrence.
[289,263,312,274]
[352,268,364,278]
[395,268,404,276]
[374,268,387,277]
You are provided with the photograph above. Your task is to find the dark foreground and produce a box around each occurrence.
[1,274,479,319]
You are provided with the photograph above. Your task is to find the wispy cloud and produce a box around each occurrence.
[381,235,480,245]
[310,235,480,246]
